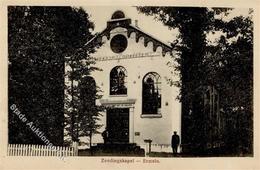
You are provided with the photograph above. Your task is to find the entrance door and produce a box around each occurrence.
[107,108,129,143]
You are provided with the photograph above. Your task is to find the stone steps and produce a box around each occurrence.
[90,143,145,156]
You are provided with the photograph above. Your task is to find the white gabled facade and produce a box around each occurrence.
[87,11,181,152]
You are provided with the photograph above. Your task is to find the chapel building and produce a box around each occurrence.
[88,10,181,152]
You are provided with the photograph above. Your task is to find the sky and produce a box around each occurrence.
[82,6,251,45]
[82,6,178,45]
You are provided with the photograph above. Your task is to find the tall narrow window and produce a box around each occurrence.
[110,66,127,95]
[142,72,161,114]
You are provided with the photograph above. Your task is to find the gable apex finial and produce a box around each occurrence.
[111,10,125,19]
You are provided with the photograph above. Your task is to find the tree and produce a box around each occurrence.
[205,14,253,155]
[8,6,101,146]
[64,41,104,147]
[137,7,253,155]
[9,6,65,145]
[62,10,103,146]
[137,7,219,153]
[78,76,103,148]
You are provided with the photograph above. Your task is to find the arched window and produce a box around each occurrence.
[110,66,127,95]
[142,72,161,114]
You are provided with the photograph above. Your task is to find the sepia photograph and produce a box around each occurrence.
[1,1,259,169]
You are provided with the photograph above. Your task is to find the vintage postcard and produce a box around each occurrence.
[0,0,259,170]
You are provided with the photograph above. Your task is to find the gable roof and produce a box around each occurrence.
[85,11,174,56]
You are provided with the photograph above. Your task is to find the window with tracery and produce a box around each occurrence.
[142,72,161,114]
[110,66,127,95]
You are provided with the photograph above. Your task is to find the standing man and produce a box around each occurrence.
[102,127,109,144]
[171,131,180,155]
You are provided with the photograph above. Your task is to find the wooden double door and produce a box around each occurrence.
[106,108,129,143]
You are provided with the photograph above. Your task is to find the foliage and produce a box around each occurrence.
[78,77,104,147]
[137,7,253,155]
[62,11,103,146]
[8,6,102,146]
[206,15,253,154]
